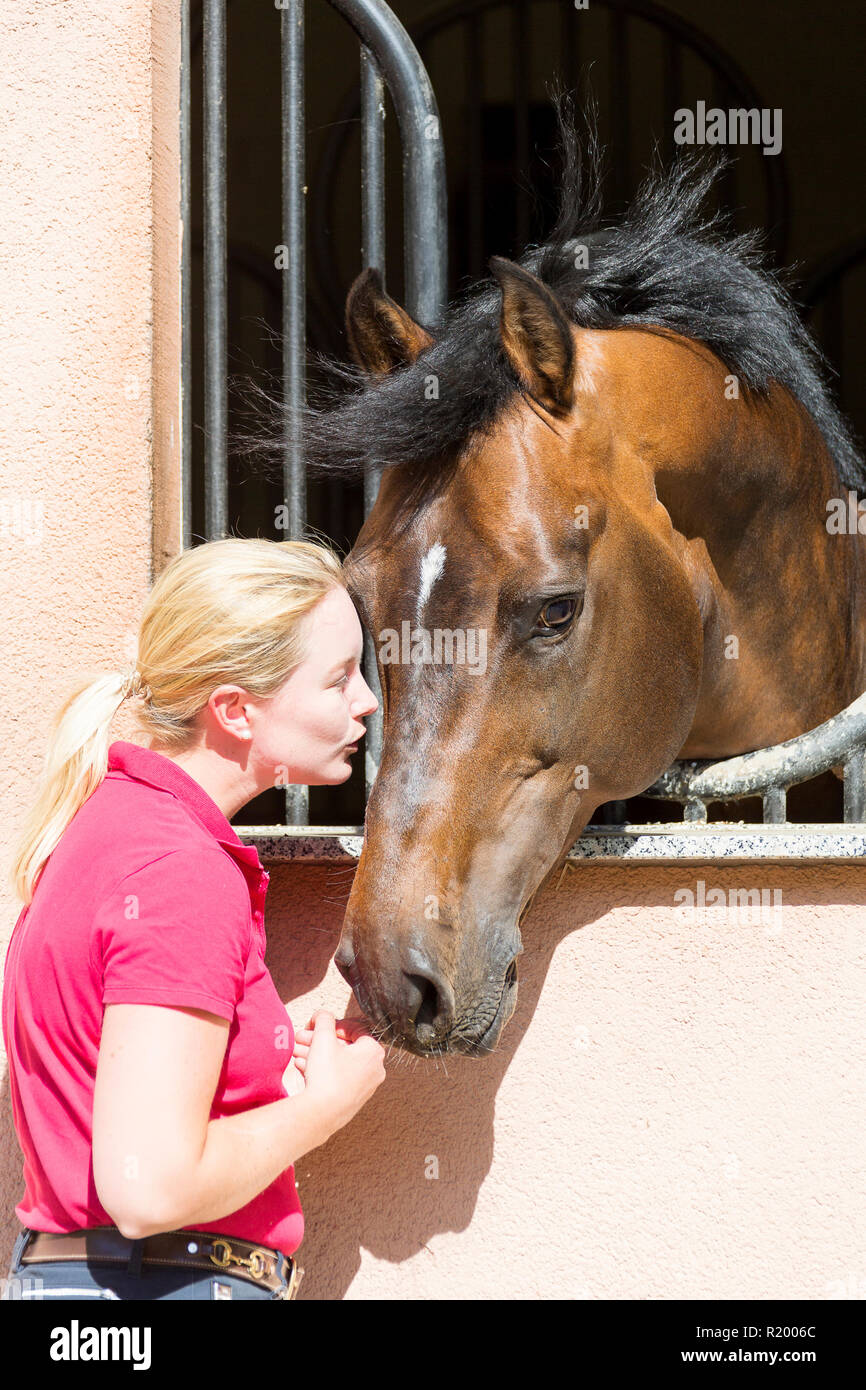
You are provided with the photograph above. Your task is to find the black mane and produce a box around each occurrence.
[232,86,865,505]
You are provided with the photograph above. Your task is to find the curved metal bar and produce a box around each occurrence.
[644,690,866,803]
[309,0,790,320]
[359,44,387,790]
[327,0,448,326]
[322,0,447,803]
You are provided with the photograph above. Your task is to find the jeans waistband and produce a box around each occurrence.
[10,1225,303,1299]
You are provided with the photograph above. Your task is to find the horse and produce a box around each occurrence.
[243,93,866,1057]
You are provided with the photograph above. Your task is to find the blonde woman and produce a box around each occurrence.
[1,537,386,1301]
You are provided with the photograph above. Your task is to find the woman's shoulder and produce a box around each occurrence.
[45,774,251,913]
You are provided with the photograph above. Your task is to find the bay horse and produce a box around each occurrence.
[243,94,866,1057]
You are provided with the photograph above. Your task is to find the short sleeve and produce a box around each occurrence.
[91,849,252,1023]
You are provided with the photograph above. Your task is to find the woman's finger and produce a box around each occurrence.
[335,1025,374,1043]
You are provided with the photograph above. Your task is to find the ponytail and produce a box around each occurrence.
[11,671,134,906]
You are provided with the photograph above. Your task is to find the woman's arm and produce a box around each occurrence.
[92,1002,337,1240]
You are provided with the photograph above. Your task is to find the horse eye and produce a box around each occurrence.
[535,597,579,632]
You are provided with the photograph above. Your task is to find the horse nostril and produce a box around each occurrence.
[505,957,518,987]
[403,970,453,1044]
[334,940,354,979]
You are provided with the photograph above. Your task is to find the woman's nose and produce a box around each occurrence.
[355,677,379,717]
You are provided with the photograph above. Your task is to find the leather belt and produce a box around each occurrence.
[18,1226,304,1299]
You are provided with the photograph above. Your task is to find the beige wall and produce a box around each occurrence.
[0,0,170,1260]
[1,1,865,1301]
[271,862,866,1300]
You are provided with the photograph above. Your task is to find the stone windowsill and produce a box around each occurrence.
[236,823,866,865]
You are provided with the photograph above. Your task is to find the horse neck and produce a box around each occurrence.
[644,381,866,748]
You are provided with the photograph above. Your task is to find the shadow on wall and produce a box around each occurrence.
[268,856,866,1301]
[258,859,854,1300]
[2,859,864,1297]
[263,861,591,1300]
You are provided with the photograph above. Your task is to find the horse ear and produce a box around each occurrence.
[489,256,575,414]
[345,267,435,375]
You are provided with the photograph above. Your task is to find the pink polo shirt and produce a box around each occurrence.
[1,739,304,1255]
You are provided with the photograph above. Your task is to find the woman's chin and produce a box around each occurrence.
[286,757,354,787]
[325,754,355,783]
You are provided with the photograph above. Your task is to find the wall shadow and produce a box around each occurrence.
[3,858,864,1294]
[262,857,866,1300]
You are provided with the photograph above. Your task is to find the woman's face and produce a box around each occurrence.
[250,584,379,786]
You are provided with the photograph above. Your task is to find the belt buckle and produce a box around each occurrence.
[208,1238,275,1282]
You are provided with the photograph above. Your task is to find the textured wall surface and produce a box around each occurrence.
[0,0,160,1265]
[263,861,866,1301]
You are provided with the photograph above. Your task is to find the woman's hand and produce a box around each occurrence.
[282,1056,306,1096]
[286,1010,386,1139]
[289,1015,373,1077]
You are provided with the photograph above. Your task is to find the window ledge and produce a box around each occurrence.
[237,822,866,865]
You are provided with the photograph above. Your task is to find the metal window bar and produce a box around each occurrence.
[281,0,308,825]
[640,690,866,826]
[186,0,447,826]
[202,0,228,543]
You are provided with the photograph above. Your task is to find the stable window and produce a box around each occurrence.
[180,0,866,862]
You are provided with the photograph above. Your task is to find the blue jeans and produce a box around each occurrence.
[1,1226,293,1301]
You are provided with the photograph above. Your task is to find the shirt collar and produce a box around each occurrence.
[107,740,264,874]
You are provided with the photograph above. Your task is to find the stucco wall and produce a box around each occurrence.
[265,861,866,1300]
[0,0,162,1260]
[1,1,865,1302]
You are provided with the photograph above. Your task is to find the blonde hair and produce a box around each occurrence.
[11,537,345,907]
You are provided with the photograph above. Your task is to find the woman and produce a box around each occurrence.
[1,536,387,1300]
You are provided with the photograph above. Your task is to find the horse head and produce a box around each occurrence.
[334,260,705,1055]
